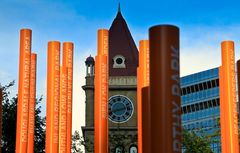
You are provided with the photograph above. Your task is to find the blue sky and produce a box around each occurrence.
[1,0,240,135]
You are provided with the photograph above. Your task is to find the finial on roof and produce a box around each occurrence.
[118,2,121,13]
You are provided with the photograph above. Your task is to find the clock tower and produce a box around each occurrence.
[82,6,139,153]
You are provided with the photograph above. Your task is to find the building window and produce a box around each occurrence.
[129,144,138,153]
[113,55,126,68]
[180,79,219,96]
[181,98,220,114]
[115,145,125,153]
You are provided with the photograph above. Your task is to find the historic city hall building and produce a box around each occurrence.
[82,8,138,153]
[82,7,240,153]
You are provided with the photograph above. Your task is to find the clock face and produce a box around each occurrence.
[108,95,134,123]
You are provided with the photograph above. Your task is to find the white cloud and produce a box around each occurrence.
[180,45,220,76]
[131,24,240,76]
[180,24,240,76]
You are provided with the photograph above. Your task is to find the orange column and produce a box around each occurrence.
[46,41,60,153]
[219,67,227,153]
[220,41,239,153]
[27,53,37,153]
[62,42,74,153]
[137,40,149,153]
[59,67,68,153]
[149,25,181,153]
[142,86,150,153]
[16,29,32,153]
[94,29,109,153]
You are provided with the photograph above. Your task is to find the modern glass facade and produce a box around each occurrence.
[180,68,221,152]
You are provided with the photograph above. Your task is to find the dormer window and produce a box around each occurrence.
[113,55,126,68]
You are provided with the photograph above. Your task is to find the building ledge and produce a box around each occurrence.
[82,126,137,132]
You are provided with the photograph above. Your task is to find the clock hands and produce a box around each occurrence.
[111,106,126,114]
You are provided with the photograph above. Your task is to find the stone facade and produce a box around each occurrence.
[82,76,138,153]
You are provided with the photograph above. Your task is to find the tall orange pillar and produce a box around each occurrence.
[137,40,149,153]
[46,41,60,153]
[62,42,74,153]
[142,86,150,153]
[16,29,32,153]
[27,53,37,153]
[219,67,227,153]
[94,29,109,153]
[149,25,181,153]
[59,67,68,153]
[219,41,239,153]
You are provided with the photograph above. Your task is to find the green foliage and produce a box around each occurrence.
[182,129,213,153]
[72,131,85,153]
[1,81,46,153]
[33,96,46,153]
[1,81,16,152]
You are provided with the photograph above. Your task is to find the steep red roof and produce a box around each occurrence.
[109,8,139,76]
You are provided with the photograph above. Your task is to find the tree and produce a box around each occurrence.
[1,81,46,152]
[1,81,16,152]
[182,129,213,153]
[33,97,46,153]
[72,131,83,153]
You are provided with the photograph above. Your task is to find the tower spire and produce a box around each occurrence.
[118,2,121,13]
[116,2,123,19]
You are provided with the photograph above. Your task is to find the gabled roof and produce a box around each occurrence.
[109,7,139,76]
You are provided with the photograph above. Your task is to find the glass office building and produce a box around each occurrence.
[180,68,221,152]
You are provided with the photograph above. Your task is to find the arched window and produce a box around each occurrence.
[113,55,126,68]
[129,144,138,153]
[115,145,125,153]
